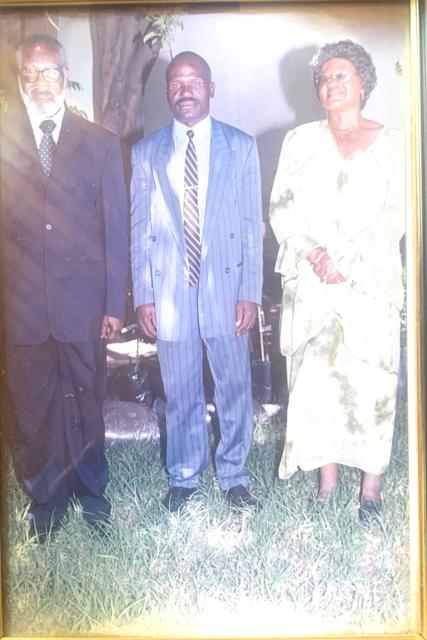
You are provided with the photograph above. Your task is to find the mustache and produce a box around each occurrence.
[28,88,55,99]
[176,97,198,106]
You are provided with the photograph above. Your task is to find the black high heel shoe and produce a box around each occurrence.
[316,485,338,505]
[359,498,382,523]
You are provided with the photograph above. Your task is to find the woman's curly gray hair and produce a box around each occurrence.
[311,40,377,110]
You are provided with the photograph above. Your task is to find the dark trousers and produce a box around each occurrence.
[6,336,110,526]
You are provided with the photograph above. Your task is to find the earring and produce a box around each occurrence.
[361,89,365,100]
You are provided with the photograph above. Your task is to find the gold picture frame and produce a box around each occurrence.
[0,0,425,639]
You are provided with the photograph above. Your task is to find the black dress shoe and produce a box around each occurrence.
[162,487,197,513]
[87,518,111,538]
[84,509,112,534]
[224,485,256,508]
[28,517,61,544]
[359,499,382,523]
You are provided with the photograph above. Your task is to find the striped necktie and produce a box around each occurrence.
[183,129,201,286]
[39,119,56,177]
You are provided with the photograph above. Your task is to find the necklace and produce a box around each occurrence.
[329,123,361,140]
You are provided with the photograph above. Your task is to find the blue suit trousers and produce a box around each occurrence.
[156,287,253,490]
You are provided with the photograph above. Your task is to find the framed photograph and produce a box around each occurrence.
[0,0,425,639]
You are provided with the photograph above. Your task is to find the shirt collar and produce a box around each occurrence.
[28,103,66,136]
[173,115,211,144]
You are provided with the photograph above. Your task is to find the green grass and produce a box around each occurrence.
[2,399,409,637]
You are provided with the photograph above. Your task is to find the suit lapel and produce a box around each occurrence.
[50,108,83,180]
[202,119,232,254]
[3,104,43,178]
[154,125,186,256]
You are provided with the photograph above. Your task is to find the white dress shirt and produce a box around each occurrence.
[27,104,65,148]
[169,115,211,234]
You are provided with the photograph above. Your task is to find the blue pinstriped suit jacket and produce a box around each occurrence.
[131,118,263,341]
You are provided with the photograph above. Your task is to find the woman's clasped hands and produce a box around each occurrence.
[307,245,346,284]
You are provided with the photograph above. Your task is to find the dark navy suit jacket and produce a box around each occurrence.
[1,105,128,346]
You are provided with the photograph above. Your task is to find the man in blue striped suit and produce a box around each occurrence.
[131,51,263,511]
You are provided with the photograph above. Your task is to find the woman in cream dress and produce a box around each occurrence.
[269,40,404,519]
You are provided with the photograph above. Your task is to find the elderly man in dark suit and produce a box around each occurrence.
[131,51,263,512]
[0,34,128,539]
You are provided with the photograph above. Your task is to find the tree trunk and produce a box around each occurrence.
[90,11,160,142]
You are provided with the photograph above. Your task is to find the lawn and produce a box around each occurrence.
[1,398,409,638]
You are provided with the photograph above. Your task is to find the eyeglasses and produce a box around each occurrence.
[168,79,207,91]
[19,66,64,83]
[318,71,358,86]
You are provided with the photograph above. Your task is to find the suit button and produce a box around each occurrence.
[152,235,157,241]
[45,223,52,231]
[230,233,235,239]
[155,270,161,276]
[225,267,230,274]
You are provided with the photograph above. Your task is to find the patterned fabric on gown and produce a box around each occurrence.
[269,121,405,478]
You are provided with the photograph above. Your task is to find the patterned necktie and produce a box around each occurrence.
[183,129,201,286]
[39,119,56,177]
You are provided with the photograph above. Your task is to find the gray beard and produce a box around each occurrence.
[19,80,66,118]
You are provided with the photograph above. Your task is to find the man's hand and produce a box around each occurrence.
[235,300,257,336]
[136,303,157,338]
[100,315,123,340]
[306,246,345,285]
